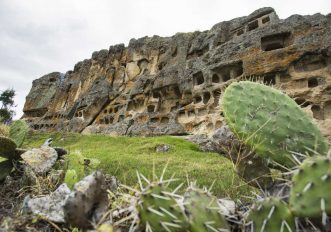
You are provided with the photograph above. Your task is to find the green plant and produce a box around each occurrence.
[0,120,29,181]
[184,185,230,232]
[222,81,329,168]
[9,120,29,147]
[63,150,101,185]
[0,88,16,124]
[64,169,79,189]
[24,131,253,199]
[137,181,188,231]
[246,197,295,231]
[289,155,331,220]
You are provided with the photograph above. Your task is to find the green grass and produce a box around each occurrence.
[23,131,255,199]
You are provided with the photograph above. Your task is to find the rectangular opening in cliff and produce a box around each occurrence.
[308,77,326,88]
[212,74,220,83]
[262,16,270,24]
[104,116,114,124]
[194,96,202,104]
[294,54,327,72]
[161,117,169,123]
[261,32,291,51]
[147,105,155,112]
[213,89,221,106]
[24,108,48,117]
[151,117,159,123]
[311,105,324,120]
[247,20,258,31]
[203,92,211,104]
[263,74,276,85]
[211,61,243,82]
[193,71,204,85]
[295,98,311,108]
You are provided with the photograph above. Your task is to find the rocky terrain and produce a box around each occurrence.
[23,7,331,139]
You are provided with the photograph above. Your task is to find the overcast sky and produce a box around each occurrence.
[0,0,330,119]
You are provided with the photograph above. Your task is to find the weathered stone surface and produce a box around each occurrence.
[23,8,331,139]
[23,184,71,223]
[64,171,108,228]
[23,172,109,227]
[21,146,58,174]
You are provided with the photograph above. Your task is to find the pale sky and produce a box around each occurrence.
[0,0,330,119]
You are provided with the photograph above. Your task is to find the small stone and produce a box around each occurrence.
[23,184,71,223]
[21,146,58,174]
[64,171,108,228]
[155,144,171,153]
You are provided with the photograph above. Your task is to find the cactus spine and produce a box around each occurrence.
[184,185,230,232]
[246,197,295,232]
[289,155,331,222]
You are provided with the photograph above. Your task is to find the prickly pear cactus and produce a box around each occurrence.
[289,155,331,219]
[137,183,188,231]
[0,136,17,159]
[184,186,230,232]
[9,120,29,148]
[221,81,329,168]
[246,197,295,232]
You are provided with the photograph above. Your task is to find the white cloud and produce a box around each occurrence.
[0,0,330,118]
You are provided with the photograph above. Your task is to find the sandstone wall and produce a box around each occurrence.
[23,8,331,139]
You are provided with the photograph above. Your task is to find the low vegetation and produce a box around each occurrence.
[23,131,254,199]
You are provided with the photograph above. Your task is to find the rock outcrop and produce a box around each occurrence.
[23,8,331,139]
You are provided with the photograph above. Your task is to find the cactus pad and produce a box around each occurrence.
[221,81,329,168]
[137,183,187,231]
[0,136,17,159]
[247,197,295,232]
[184,187,230,232]
[289,155,331,218]
[9,120,29,147]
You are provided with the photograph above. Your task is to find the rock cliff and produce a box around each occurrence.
[23,7,331,139]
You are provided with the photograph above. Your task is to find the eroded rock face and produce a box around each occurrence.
[23,8,331,139]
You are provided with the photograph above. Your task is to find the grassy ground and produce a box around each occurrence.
[23,131,255,199]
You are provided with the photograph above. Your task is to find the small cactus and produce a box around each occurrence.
[184,185,230,232]
[289,155,331,222]
[221,81,329,168]
[137,183,188,231]
[246,197,295,232]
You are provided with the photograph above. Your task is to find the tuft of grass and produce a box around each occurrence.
[23,131,255,200]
